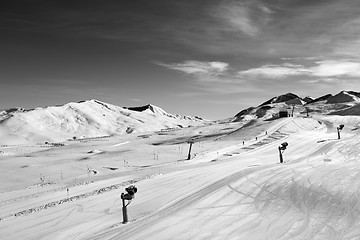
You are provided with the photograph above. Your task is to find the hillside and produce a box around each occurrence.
[0,100,207,144]
[329,104,360,116]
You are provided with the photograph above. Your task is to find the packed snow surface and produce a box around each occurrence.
[2,107,360,239]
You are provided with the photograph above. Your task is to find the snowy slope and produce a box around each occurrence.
[3,107,360,239]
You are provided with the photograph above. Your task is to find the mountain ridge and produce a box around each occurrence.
[0,99,207,144]
[234,90,360,121]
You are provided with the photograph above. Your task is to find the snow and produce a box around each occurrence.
[0,100,206,145]
[2,103,360,239]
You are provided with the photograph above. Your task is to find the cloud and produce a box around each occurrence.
[311,60,360,77]
[157,60,229,76]
[281,57,320,61]
[216,3,259,37]
[156,60,253,94]
[334,39,360,57]
[239,60,360,78]
[210,0,273,37]
[319,14,360,58]
[239,63,311,78]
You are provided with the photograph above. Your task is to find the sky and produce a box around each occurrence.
[1,0,360,120]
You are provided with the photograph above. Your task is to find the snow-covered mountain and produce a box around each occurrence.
[259,92,302,106]
[326,90,360,103]
[235,92,305,121]
[0,100,207,144]
[307,94,333,104]
[234,90,360,121]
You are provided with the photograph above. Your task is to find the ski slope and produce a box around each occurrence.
[2,116,360,240]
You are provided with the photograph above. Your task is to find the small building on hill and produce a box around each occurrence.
[278,110,289,118]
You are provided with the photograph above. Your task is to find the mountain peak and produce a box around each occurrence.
[307,94,333,104]
[259,92,300,106]
[303,96,314,103]
[326,90,360,104]
[124,104,168,115]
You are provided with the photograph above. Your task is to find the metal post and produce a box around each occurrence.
[187,142,193,160]
[278,147,283,163]
[121,193,128,224]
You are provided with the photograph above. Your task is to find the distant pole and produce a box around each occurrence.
[337,128,340,139]
[187,141,193,160]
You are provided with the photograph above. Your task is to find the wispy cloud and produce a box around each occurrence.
[214,2,259,37]
[330,18,360,58]
[210,0,273,37]
[156,60,253,94]
[157,58,360,95]
[157,60,228,75]
[239,63,311,78]
[239,60,360,79]
[300,78,339,84]
[281,57,320,61]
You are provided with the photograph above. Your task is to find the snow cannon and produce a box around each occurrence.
[121,185,137,224]
[337,124,345,139]
[122,185,137,200]
[278,142,288,164]
[279,142,288,151]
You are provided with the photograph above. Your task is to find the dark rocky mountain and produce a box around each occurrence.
[234,107,255,119]
[259,93,300,106]
[326,91,360,104]
[307,94,333,104]
[303,96,314,103]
